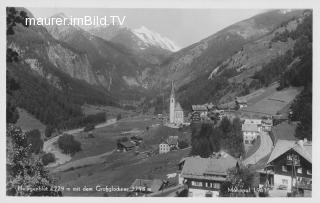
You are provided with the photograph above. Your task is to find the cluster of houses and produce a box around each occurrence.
[177,120,312,197]
[191,104,226,122]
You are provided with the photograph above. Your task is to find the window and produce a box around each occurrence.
[307,170,312,175]
[192,181,202,187]
[287,154,292,161]
[297,167,302,174]
[213,183,220,189]
[282,166,288,172]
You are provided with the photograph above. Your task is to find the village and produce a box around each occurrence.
[104,81,312,197]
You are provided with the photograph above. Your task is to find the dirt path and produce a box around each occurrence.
[43,118,117,167]
[243,131,273,165]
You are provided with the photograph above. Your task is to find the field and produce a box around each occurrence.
[49,116,192,196]
[82,104,136,118]
[242,86,302,116]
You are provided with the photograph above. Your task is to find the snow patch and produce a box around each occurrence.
[133,26,180,52]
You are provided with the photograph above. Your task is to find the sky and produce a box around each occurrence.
[27,8,265,49]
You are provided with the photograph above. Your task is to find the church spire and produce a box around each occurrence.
[170,81,175,98]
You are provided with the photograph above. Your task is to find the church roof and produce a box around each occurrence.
[175,102,183,111]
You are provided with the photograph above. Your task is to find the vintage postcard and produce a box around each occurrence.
[2,0,318,201]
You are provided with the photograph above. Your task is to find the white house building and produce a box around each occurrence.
[169,81,184,125]
[159,142,170,154]
[242,123,260,144]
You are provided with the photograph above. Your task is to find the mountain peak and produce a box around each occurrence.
[133,26,180,52]
[51,12,68,19]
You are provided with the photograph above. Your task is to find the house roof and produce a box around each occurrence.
[192,105,208,111]
[181,152,238,180]
[267,140,312,164]
[175,102,183,111]
[130,179,163,192]
[244,119,262,125]
[262,119,273,125]
[242,124,259,132]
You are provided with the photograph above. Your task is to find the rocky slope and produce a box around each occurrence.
[88,25,177,65]
[157,9,304,89]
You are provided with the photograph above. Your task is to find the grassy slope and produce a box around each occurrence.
[15,108,46,136]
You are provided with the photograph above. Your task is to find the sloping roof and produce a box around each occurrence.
[175,102,183,111]
[267,140,312,164]
[192,105,208,111]
[167,136,178,145]
[242,124,259,132]
[130,179,163,192]
[181,152,238,180]
[244,119,262,125]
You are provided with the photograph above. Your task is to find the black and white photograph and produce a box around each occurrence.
[2,0,318,200]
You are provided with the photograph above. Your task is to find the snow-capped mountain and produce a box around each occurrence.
[88,25,178,64]
[132,26,180,52]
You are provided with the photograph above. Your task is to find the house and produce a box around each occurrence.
[191,111,201,122]
[258,139,312,197]
[191,105,209,119]
[169,81,184,125]
[242,123,260,144]
[262,118,273,132]
[117,141,135,152]
[235,98,247,109]
[159,136,179,154]
[159,141,170,154]
[130,179,164,196]
[179,152,238,197]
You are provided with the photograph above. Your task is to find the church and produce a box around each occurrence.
[169,81,184,125]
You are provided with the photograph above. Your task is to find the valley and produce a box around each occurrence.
[6,7,312,197]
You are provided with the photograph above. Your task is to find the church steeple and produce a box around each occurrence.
[170,81,175,98]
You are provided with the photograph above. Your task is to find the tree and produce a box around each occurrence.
[220,117,232,135]
[7,7,29,62]
[6,125,61,196]
[41,153,56,166]
[220,165,256,197]
[117,113,122,121]
[57,134,81,155]
[178,139,189,149]
[45,125,54,138]
[26,129,43,154]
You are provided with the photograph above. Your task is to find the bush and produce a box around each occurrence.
[117,113,122,121]
[42,153,56,166]
[26,129,43,154]
[45,125,54,138]
[178,140,189,149]
[57,134,81,155]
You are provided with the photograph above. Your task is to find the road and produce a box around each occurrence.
[43,118,117,167]
[243,131,273,165]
